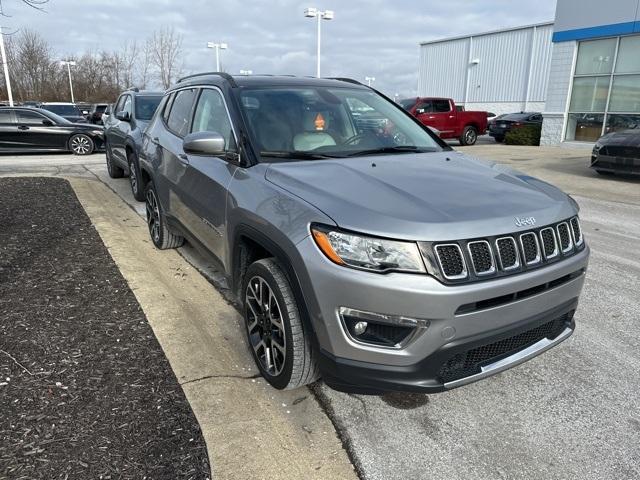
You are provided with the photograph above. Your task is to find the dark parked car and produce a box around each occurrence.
[591,128,640,176]
[104,88,163,200]
[88,103,110,124]
[137,73,588,393]
[0,107,104,154]
[488,112,543,142]
[40,102,88,123]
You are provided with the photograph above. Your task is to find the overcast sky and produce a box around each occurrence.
[5,0,557,96]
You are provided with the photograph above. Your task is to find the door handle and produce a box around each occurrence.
[150,136,160,145]
[18,125,29,130]
[427,116,435,119]
[178,153,189,164]
[449,115,455,118]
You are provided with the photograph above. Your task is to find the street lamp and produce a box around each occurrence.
[365,76,375,87]
[60,60,76,103]
[239,69,253,75]
[207,42,228,72]
[304,7,334,78]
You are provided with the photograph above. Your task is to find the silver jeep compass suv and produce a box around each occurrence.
[139,73,589,393]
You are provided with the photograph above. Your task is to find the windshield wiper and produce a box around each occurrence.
[343,146,435,157]
[260,151,339,160]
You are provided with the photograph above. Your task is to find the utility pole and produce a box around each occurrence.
[0,26,14,106]
[61,60,76,103]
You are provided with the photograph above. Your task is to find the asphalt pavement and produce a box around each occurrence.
[1,147,639,479]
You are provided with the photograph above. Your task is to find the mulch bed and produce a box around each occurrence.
[0,178,210,479]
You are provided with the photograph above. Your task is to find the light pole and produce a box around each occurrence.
[207,42,228,71]
[0,26,14,106]
[304,7,334,78]
[239,69,253,75]
[365,76,375,87]
[60,60,76,103]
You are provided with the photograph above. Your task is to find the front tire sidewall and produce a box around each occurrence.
[243,261,296,390]
[128,152,145,201]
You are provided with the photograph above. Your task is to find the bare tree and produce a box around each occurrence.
[137,39,153,89]
[149,26,183,89]
[0,0,50,16]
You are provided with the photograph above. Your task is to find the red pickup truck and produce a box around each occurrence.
[400,97,488,145]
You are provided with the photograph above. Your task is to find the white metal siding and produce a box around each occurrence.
[417,38,468,99]
[418,23,553,106]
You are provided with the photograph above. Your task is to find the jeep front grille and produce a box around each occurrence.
[427,216,585,284]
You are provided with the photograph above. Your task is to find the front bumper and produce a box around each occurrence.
[295,236,589,393]
[591,153,640,175]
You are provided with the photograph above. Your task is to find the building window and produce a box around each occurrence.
[566,34,640,142]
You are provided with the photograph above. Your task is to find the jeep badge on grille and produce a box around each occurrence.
[515,216,536,227]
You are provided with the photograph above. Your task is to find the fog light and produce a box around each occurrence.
[353,321,368,336]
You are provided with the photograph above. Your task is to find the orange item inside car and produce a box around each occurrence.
[314,113,325,130]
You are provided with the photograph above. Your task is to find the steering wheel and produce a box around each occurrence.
[343,133,368,146]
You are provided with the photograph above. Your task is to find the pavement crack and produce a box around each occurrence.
[180,373,261,386]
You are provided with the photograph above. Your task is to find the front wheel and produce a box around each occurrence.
[243,258,319,390]
[70,134,94,155]
[145,180,184,250]
[459,126,478,146]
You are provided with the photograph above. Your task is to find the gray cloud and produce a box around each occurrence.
[5,0,556,96]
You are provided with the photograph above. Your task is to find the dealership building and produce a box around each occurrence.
[417,0,640,145]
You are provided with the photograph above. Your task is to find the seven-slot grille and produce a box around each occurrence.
[430,216,584,283]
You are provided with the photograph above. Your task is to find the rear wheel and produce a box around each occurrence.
[145,180,184,250]
[128,151,145,201]
[460,126,478,146]
[70,134,94,155]
[105,140,124,178]
[243,258,319,390]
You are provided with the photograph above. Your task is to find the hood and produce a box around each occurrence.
[599,129,640,147]
[265,151,576,241]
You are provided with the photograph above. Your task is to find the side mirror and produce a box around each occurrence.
[42,119,54,126]
[183,131,225,156]
[116,111,130,121]
[416,108,426,114]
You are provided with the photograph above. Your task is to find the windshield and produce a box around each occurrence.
[42,104,82,116]
[238,87,442,160]
[135,96,162,120]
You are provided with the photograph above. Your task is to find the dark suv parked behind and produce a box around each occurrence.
[138,73,588,393]
[104,88,163,200]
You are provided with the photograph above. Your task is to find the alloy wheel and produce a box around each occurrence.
[465,129,477,145]
[145,188,161,243]
[71,135,91,154]
[245,276,287,376]
[129,159,138,195]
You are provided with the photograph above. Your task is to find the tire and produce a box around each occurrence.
[70,134,94,155]
[243,258,319,390]
[145,180,184,250]
[459,126,478,146]
[105,140,124,178]
[128,151,145,202]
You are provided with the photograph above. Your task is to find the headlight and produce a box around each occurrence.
[311,226,426,273]
[593,142,602,153]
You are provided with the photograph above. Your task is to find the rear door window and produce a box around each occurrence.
[17,110,48,125]
[433,100,451,112]
[166,89,197,137]
[0,110,15,123]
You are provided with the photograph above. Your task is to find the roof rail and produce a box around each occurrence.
[126,86,140,92]
[177,71,237,88]
[327,77,366,86]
